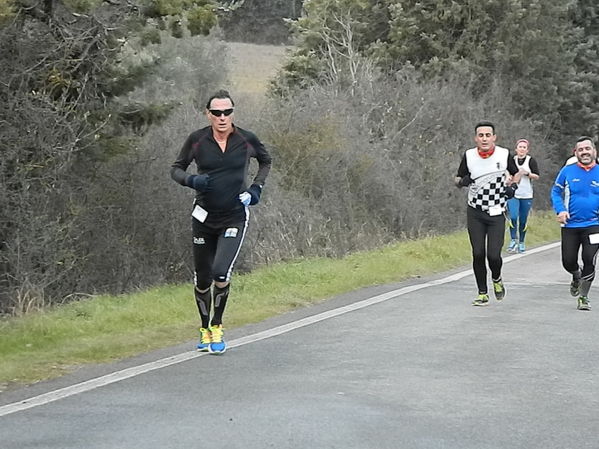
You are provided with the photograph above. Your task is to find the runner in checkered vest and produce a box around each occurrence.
[455,121,521,306]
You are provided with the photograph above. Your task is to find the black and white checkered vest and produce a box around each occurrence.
[465,146,509,212]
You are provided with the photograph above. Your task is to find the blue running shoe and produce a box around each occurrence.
[209,325,227,354]
[507,240,518,253]
[518,242,526,253]
[196,327,211,352]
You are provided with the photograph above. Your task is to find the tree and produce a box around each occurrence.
[384,1,574,117]
[0,0,220,313]
[278,0,591,159]
[275,0,389,91]
[218,0,304,44]
[562,0,599,143]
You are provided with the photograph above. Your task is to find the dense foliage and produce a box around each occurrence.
[278,0,599,151]
[0,0,222,313]
[218,0,303,44]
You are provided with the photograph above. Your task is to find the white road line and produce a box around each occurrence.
[0,241,561,417]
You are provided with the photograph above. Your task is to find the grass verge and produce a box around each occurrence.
[0,211,560,390]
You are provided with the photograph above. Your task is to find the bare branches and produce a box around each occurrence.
[0,1,133,313]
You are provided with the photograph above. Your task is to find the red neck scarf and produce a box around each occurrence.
[477,144,496,159]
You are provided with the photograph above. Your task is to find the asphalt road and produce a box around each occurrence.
[1,242,598,449]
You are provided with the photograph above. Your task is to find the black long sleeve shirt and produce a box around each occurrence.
[171,125,272,213]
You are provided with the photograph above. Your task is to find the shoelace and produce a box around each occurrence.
[200,328,212,344]
[493,282,503,293]
[210,326,224,343]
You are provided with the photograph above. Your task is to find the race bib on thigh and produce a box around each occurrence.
[224,227,239,238]
[588,233,599,244]
[192,205,208,223]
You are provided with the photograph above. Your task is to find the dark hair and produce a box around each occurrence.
[474,121,495,134]
[576,135,595,148]
[205,89,235,109]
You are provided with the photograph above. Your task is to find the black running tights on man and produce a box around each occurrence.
[561,226,599,296]
[467,206,506,294]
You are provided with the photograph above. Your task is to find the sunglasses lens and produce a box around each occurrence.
[210,109,234,117]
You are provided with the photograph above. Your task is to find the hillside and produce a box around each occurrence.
[227,42,290,95]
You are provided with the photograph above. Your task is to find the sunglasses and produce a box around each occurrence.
[209,108,234,117]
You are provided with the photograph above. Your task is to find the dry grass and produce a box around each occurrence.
[227,42,291,95]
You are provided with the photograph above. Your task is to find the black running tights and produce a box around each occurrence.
[561,226,599,282]
[467,206,506,294]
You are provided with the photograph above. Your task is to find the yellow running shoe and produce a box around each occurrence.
[196,327,211,352]
[493,279,506,301]
[472,293,490,306]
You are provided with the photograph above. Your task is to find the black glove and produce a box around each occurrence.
[504,183,518,199]
[247,184,262,205]
[458,175,473,187]
[186,174,211,192]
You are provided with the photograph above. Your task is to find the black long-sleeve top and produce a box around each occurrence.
[170,125,272,212]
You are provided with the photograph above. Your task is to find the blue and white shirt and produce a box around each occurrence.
[551,163,599,228]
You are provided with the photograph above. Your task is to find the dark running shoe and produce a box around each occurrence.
[493,280,506,301]
[577,296,591,311]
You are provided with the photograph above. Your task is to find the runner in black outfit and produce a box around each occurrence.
[455,121,520,306]
[170,90,272,354]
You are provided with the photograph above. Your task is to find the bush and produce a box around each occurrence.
[0,32,228,314]
[233,68,559,269]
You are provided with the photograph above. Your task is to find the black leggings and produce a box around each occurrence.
[467,206,506,294]
[192,209,249,289]
[561,226,599,282]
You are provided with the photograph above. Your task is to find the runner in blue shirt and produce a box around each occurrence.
[551,136,599,310]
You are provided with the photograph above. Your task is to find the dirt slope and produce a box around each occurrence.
[227,42,290,95]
